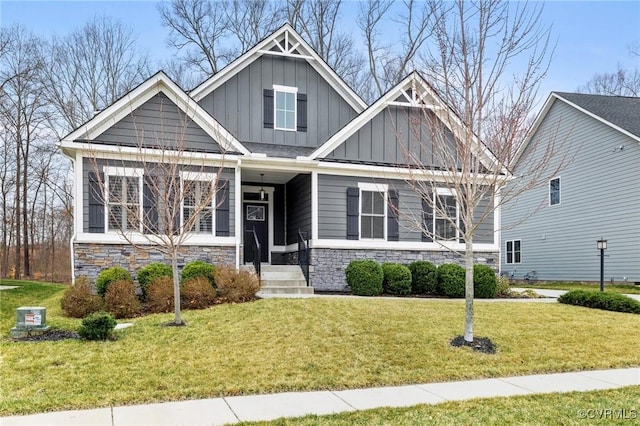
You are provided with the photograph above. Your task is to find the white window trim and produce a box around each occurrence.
[549,176,561,206]
[433,188,459,242]
[273,85,298,131]
[103,167,144,233]
[180,176,216,235]
[505,239,522,264]
[358,182,387,241]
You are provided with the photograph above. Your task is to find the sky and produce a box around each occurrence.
[2,0,639,107]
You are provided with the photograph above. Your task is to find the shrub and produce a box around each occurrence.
[345,260,383,296]
[496,275,512,297]
[214,265,261,303]
[474,264,498,298]
[181,276,217,310]
[137,263,172,300]
[437,263,466,298]
[146,276,175,313]
[558,290,640,314]
[181,260,216,287]
[96,267,132,297]
[77,311,117,341]
[382,263,412,295]
[104,280,141,319]
[408,261,438,294]
[60,276,104,318]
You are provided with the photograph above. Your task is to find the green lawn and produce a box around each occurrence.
[516,281,640,295]
[1,280,639,416]
[242,386,640,425]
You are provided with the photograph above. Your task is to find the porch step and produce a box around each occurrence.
[256,264,314,297]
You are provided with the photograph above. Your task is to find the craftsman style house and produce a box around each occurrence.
[501,92,640,283]
[61,24,501,291]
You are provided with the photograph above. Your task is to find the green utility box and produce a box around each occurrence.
[10,306,50,338]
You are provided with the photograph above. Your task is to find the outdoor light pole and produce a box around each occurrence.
[597,238,607,292]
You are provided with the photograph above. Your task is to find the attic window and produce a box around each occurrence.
[274,85,297,131]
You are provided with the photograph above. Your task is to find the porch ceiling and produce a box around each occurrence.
[242,169,303,185]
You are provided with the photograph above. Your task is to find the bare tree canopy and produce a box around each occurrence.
[577,46,640,97]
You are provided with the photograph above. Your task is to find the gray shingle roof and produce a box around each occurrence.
[241,142,317,158]
[554,92,640,139]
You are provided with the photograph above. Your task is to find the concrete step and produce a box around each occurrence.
[261,271,305,280]
[262,279,307,287]
[258,286,314,295]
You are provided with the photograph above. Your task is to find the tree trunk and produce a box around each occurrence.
[464,236,474,342]
[171,252,182,325]
[14,149,21,280]
[22,150,30,277]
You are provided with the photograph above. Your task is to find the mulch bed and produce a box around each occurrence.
[450,335,497,354]
[12,329,80,342]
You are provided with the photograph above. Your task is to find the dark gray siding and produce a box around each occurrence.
[286,174,312,245]
[501,100,640,282]
[317,174,494,243]
[327,107,456,166]
[82,157,235,235]
[94,93,223,153]
[199,55,358,148]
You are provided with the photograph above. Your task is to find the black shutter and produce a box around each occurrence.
[422,195,433,242]
[297,93,307,132]
[387,190,399,241]
[216,179,230,236]
[143,176,158,233]
[88,171,104,233]
[263,89,274,129]
[346,187,359,240]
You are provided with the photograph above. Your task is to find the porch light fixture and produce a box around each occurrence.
[597,238,607,292]
[260,173,265,201]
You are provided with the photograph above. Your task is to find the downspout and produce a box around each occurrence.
[235,159,242,269]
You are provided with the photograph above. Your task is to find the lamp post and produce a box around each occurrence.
[597,238,607,292]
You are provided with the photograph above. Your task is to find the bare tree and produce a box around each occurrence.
[398,0,561,344]
[578,45,640,97]
[87,96,231,325]
[226,0,284,55]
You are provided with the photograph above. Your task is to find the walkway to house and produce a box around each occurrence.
[2,367,638,426]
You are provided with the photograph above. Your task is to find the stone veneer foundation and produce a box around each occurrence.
[309,248,499,291]
[73,243,235,285]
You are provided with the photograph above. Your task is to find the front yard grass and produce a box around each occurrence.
[516,281,640,295]
[1,281,639,416]
[242,386,640,425]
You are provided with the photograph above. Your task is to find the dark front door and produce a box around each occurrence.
[244,202,268,263]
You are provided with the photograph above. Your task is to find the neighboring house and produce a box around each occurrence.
[501,92,640,283]
[60,24,501,291]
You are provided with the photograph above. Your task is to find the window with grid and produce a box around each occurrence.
[274,87,296,130]
[435,194,458,241]
[360,190,385,239]
[182,180,213,233]
[107,175,140,232]
[549,177,560,205]
[505,240,521,264]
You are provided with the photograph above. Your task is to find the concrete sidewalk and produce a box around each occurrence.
[3,368,638,426]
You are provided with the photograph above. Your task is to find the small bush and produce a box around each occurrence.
[181,276,217,310]
[437,263,466,298]
[345,260,383,296]
[181,260,216,287]
[146,276,175,313]
[77,311,117,341]
[474,264,498,298]
[61,276,104,318]
[558,290,640,314]
[96,267,132,297]
[382,263,412,295]
[408,261,437,294]
[214,265,261,303]
[137,263,172,300]
[104,280,141,319]
[496,275,512,297]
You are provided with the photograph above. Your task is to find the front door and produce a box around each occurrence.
[244,202,268,263]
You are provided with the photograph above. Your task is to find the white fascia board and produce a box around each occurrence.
[311,238,499,252]
[190,24,367,113]
[75,232,236,246]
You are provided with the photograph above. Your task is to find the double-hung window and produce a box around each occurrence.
[105,167,142,232]
[359,183,387,240]
[549,177,560,206]
[434,190,458,241]
[505,240,521,264]
[274,85,297,131]
[181,172,216,234]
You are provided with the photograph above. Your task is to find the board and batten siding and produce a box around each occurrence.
[286,174,312,245]
[81,157,235,236]
[317,174,494,243]
[94,93,223,152]
[501,99,640,282]
[199,55,357,148]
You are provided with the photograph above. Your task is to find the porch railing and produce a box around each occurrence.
[245,227,261,280]
[298,228,310,286]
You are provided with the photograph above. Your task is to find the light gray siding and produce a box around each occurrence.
[501,100,640,282]
[318,174,494,243]
[95,93,223,153]
[327,107,456,166]
[199,55,358,148]
[81,157,235,235]
[286,174,312,245]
